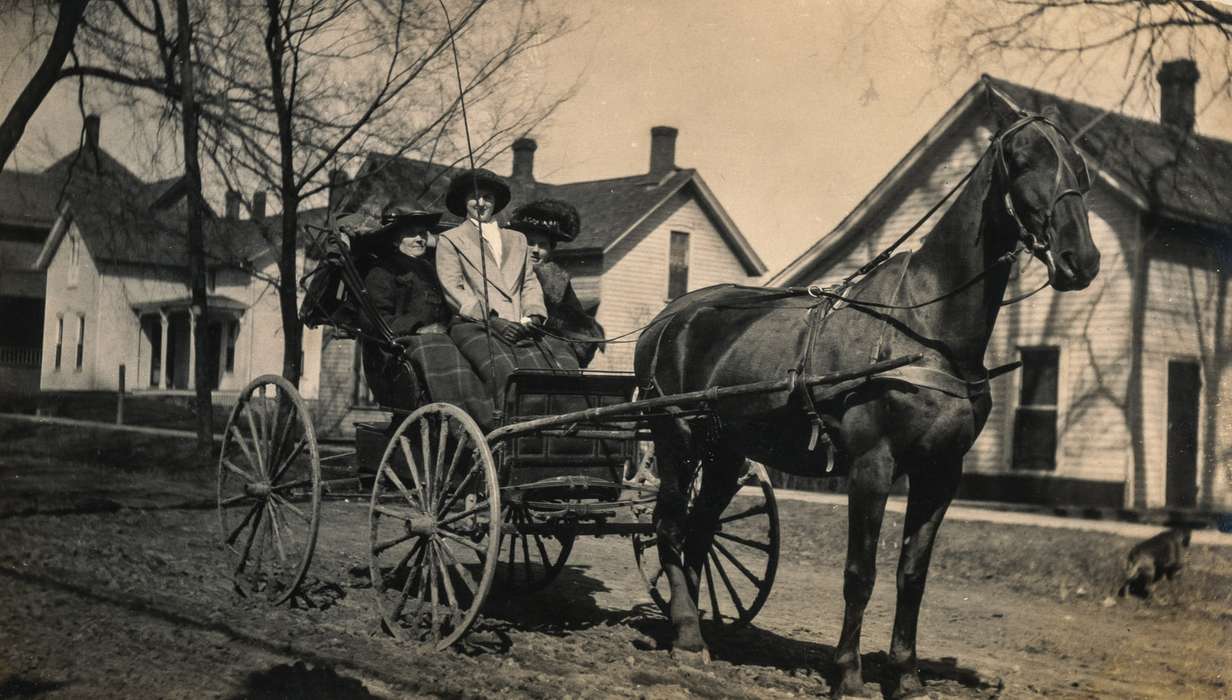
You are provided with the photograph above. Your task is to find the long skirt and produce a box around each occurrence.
[362,334,496,429]
[449,321,581,408]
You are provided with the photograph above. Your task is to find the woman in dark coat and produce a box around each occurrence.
[506,199,605,368]
[360,201,493,424]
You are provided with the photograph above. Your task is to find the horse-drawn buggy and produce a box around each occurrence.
[213,215,918,650]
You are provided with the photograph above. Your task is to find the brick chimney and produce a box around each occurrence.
[512,137,536,181]
[225,190,241,219]
[649,125,677,176]
[1157,59,1199,131]
[328,169,349,212]
[252,190,266,220]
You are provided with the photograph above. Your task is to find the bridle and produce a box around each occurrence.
[993,113,1091,271]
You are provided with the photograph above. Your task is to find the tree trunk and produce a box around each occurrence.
[265,0,302,387]
[178,0,213,453]
[0,0,90,171]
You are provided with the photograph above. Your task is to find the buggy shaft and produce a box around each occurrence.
[486,353,922,443]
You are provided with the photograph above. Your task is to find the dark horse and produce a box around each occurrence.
[633,85,1100,698]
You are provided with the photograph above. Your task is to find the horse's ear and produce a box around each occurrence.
[982,75,1022,130]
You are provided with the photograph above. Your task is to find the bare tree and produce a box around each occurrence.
[0,0,90,171]
[178,0,212,449]
[938,1,1231,112]
[184,0,574,387]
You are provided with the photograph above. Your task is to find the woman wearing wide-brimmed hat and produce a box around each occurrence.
[360,200,493,421]
[507,198,605,368]
[434,169,579,402]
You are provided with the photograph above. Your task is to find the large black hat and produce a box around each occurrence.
[371,200,443,238]
[445,168,511,217]
[506,199,581,244]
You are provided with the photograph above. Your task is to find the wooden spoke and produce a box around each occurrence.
[704,558,722,621]
[390,544,428,624]
[433,415,449,505]
[434,499,491,529]
[266,502,288,564]
[533,534,550,570]
[228,426,260,477]
[221,458,253,481]
[373,531,418,555]
[434,434,467,512]
[320,450,356,463]
[268,477,314,493]
[712,539,762,586]
[381,461,421,510]
[219,493,250,508]
[714,530,771,553]
[419,419,433,506]
[520,530,532,584]
[398,436,430,507]
[244,407,267,478]
[709,550,748,620]
[226,501,263,546]
[437,528,487,554]
[270,493,309,522]
[433,541,463,627]
[717,503,769,525]
[268,435,308,487]
[436,539,479,595]
[372,504,415,522]
[438,458,480,516]
[428,549,441,644]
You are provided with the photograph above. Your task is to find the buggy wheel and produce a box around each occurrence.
[369,403,500,650]
[632,460,780,627]
[217,375,321,604]
[494,503,577,594]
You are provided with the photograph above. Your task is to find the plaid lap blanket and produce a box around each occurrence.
[399,334,496,429]
[450,321,581,404]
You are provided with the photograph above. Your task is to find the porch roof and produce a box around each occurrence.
[131,295,248,315]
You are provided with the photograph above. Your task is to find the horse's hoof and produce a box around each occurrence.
[670,646,711,667]
[888,671,929,699]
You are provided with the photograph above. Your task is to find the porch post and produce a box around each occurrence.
[159,310,170,390]
[187,307,198,390]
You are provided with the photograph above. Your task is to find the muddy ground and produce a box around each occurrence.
[0,421,1229,699]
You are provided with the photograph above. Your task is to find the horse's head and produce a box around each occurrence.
[988,89,1101,291]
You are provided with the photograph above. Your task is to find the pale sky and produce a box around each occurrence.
[3,1,1230,276]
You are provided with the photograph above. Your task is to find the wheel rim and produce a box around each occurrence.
[369,403,501,650]
[217,375,321,604]
[632,461,780,627]
[494,503,576,594]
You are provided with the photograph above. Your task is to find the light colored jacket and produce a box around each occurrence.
[435,221,548,322]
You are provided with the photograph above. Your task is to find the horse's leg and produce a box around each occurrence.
[833,441,894,698]
[651,419,708,663]
[682,446,745,623]
[886,461,960,700]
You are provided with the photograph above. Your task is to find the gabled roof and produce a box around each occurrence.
[343,152,766,275]
[32,149,270,272]
[769,75,1232,286]
[0,169,61,229]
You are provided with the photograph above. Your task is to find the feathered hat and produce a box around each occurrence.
[506,198,581,244]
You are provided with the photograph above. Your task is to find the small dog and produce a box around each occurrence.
[1117,528,1191,599]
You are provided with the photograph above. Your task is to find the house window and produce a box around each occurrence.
[225,320,237,373]
[54,316,63,370]
[352,344,376,407]
[74,314,85,370]
[68,235,80,287]
[1011,346,1059,471]
[668,230,690,300]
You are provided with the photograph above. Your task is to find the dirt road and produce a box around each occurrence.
[0,426,1229,698]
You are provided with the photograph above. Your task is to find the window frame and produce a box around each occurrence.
[74,314,85,371]
[1010,344,1061,472]
[666,230,690,301]
[54,315,63,371]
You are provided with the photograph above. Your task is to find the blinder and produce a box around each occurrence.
[993,113,1090,258]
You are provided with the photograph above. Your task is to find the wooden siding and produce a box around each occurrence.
[1139,230,1231,509]
[590,190,758,371]
[40,223,100,390]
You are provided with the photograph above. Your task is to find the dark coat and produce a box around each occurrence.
[364,251,450,336]
[535,261,604,367]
